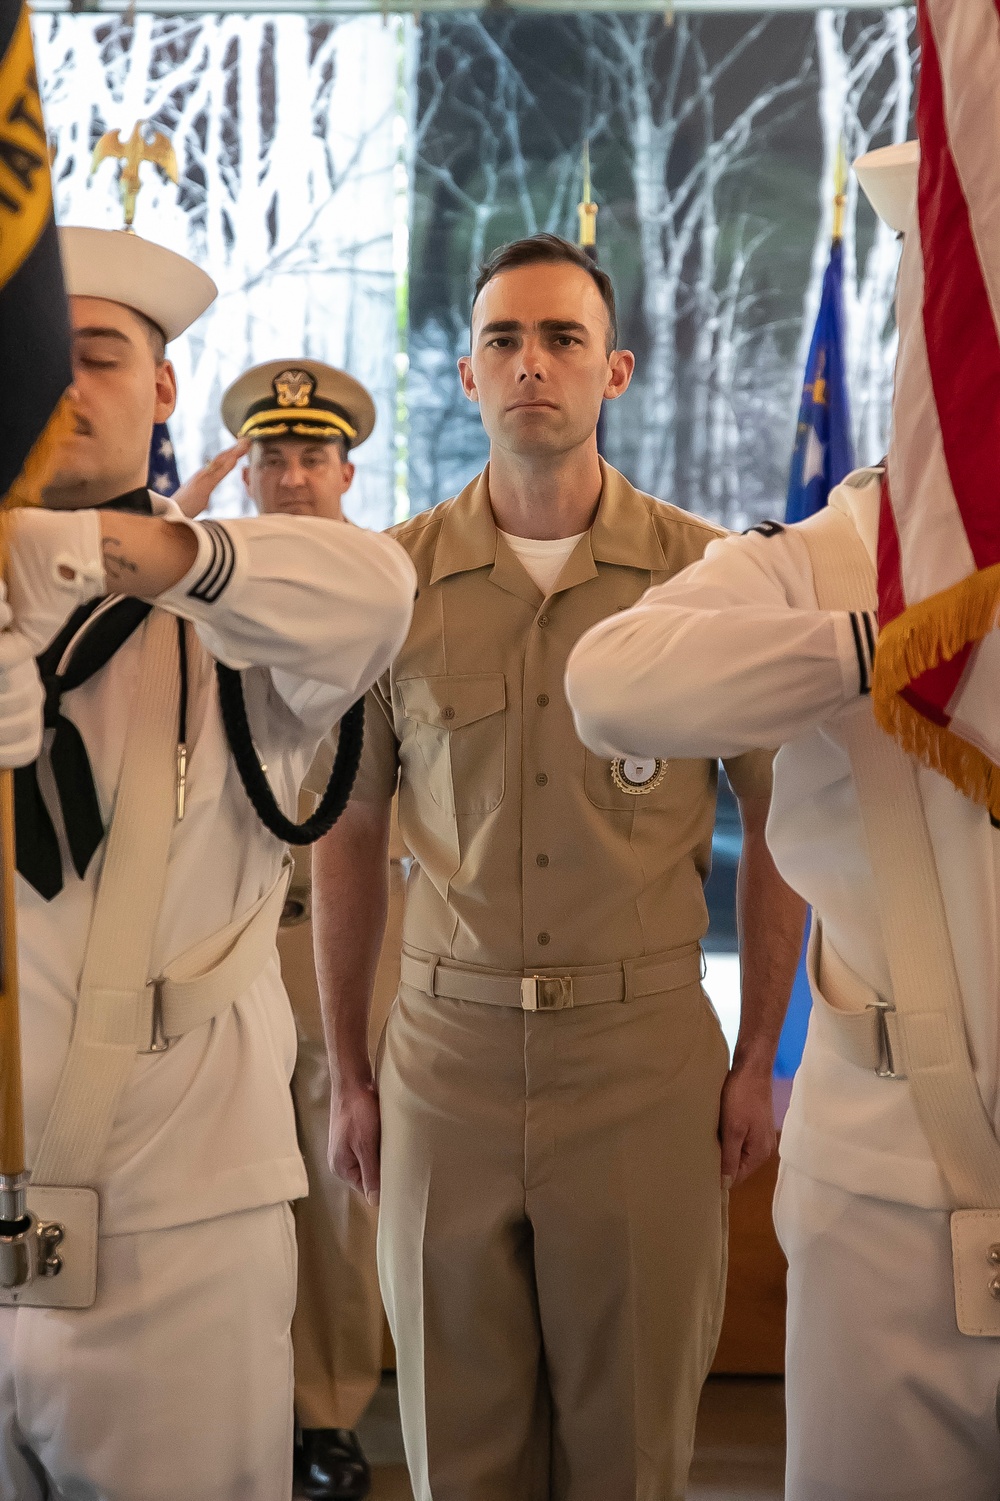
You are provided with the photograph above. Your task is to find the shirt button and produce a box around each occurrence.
[441,706,455,721]
[535,772,548,787]
[537,931,551,946]
[538,615,550,628]
[536,693,549,707]
[536,854,549,868]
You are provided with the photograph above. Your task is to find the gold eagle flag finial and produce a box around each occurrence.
[90,119,178,231]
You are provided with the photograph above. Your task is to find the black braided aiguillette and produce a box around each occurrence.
[215,663,364,845]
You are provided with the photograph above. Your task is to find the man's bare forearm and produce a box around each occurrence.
[98,514,198,597]
[312,797,392,1092]
[733,793,807,1074]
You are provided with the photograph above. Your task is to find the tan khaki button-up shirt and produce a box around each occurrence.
[352,462,772,973]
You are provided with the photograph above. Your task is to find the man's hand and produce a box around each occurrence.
[4,508,105,653]
[329,1079,382,1207]
[172,440,249,519]
[0,579,44,769]
[719,1060,776,1188]
[723,785,806,1189]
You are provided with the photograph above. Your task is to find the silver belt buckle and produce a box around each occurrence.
[867,997,903,1079]
[140,981,170,1054]
[521,976,574,1012]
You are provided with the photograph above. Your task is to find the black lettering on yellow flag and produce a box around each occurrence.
[0,0,72,501]
[0,8,49,283]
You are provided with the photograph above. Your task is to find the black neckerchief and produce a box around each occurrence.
[14,489,155,900]
[96,487,154,516]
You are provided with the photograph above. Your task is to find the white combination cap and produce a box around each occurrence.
[854,141,920,234]
[58,226,217,342]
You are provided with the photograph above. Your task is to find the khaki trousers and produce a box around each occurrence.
[280,857,405,1432]
[377,972,730,1501]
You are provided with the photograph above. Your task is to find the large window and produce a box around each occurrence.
[407,8,916,524]
[37,12,403,524]
[38,8,915,528]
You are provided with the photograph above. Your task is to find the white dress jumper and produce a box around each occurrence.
[0,502,415,1501]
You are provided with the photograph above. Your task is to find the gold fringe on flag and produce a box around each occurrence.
[872,565,1000,820]
[1,393,75,515]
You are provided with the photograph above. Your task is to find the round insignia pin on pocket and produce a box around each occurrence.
[610,757,667,795]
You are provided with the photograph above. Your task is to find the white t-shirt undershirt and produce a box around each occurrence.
[498,529,587,596]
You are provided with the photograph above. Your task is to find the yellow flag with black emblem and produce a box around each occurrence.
[0,0,72,503]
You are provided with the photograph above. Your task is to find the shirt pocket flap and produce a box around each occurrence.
[397,673,506,731]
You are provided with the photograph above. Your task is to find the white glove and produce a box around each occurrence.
[2,507,106,655]
[0,585,44,767]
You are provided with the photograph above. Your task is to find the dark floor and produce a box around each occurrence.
[296,1374,785,1499]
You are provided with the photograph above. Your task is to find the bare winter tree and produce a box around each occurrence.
[405,10,919,528]
[583,14,810,516]
[34,13,403,524]
[407,11,614,509]
[407,13,818,526]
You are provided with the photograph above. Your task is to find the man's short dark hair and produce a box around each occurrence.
[472,233,619,354]
[134,308,167,364]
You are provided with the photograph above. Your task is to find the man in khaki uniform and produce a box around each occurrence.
[279,768,405,1501]
[180,360,401,1500]
[314,236,806,1499]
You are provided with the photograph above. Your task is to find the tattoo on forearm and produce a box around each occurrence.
[102,536,139,582]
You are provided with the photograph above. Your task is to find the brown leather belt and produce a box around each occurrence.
[399,945,704,1012]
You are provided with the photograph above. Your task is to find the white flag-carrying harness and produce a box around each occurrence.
[2,613,289,1310]
[874,0,1000,818]
[804,500,1000,1338]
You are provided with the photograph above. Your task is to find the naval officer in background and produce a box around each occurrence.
[180,360,406,1500]
[313,233,805,1500]
[0,227,415,1501]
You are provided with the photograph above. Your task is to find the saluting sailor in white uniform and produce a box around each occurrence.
[0,227,415,1501]
[178,359,401,1501]
[566,145,1000,1501]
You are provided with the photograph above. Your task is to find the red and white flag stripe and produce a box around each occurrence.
[875,0,1000,814]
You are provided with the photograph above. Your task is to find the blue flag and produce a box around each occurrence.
[148,421,180,498]
[784,239,854,523]
[775,238,855,1079]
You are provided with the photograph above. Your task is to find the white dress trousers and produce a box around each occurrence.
[775,1164,1000,1501]
[0,1204,296,1501]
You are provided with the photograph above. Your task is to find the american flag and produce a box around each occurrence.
[148,421,180,498]
[874,0,1000,819]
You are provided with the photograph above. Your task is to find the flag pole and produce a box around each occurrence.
[832,137,848,246]
[0,512,31,1280]
[0,767,24,1185]
[0,754,32,1283]
[0,409,74,1258]
[577,140,607,456]
[0,410,78,1284]
[578,141,598,254]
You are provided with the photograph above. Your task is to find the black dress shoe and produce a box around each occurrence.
[296,1428,372,1501]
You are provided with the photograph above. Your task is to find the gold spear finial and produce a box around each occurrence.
[90,119,178,231]
[832,137,849,244]
[578,140,597,250]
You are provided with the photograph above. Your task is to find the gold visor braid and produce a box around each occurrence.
[239,408,357,441]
